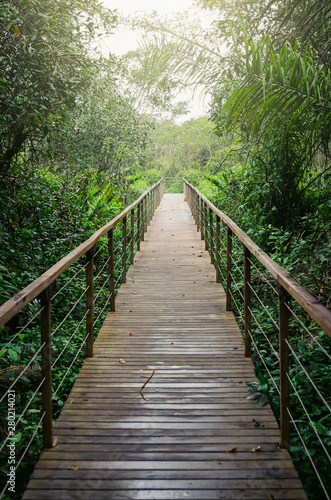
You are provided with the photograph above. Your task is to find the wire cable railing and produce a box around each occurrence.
[184,178,331,500]
[0,179,164,500]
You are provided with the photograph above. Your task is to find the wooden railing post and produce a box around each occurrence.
[200,197,204,241]
[141,198,145,242]
[192,189,197,224]
[226,228,232,311]
[149,192,152,223]
[122,216,127,284]
[209,208,214,265]
[40,286,53,449]
[86,246,94,357]
[196,192,199,232]
[216,215,221,283]
[145,194,148,233]
[108,229,115,312]
[152,190,155,218]
[137,203,141,251]
[204,202,208,251]
[278,284,290,450]
[244,246,252,358]
[130,209,134,265]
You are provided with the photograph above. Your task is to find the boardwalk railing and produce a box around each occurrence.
[184,178,331,499]
[0,180,164,498]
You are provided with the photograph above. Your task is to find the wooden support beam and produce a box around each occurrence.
[40,286,53,449]
[279,284,290,450]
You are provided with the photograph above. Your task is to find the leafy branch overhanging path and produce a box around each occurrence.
[23,194,307,500]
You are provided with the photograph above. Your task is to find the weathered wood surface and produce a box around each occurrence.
[23,194,307,500]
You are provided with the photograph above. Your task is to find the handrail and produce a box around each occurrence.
[184,178,331,337]
[184,176,331,495]
[0,179,163,328]
[0,177,164,479]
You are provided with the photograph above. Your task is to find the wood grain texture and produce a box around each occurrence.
[23,194,307,500]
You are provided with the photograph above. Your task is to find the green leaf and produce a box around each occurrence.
[8,348,18,362]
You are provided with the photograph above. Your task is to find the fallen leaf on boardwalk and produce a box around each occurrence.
[69,466,79,470]
[252,446,264,453]
[52,438,59,447]
[155,389,159,392]
[198,255,202,258]
[170,342,174,345]
[129,333,134,336]
[226,447,237,453]
[268,496,275,500]
[159,309,164,312]
[119,359,126,364]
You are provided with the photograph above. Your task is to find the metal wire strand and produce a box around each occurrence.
[114,240,123,253]
[0,411,46,500]
[115,272,123,288]
[93,275,112,305]
[248,306,280,359]
[285,339,331,413]
[228,251,245,279]
[287,407,330,500]
[0,342,46,405]
[219,236,227,253]
[94,294,111,326]
[93,239,108,259]
[51,286,89,338]
[217,249,227,268]
[52,262,89,300]
[248,281,279,330]
[284,302,331,361]
[231,235,244,253]
[229,271,245,302]
[287,373,331,463]
[228,288,245,325]
[247,256,278,295]
[247,330,281,395]
[113,259,122,271]
[53,333,90,398]
[0,305,44,352]
[94,255,111,281]
[0,377,45,453]
[52,311,89,368]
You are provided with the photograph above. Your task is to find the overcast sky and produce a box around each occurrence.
[100,0,212,120]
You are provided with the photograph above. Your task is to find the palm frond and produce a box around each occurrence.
[217,37,331,149]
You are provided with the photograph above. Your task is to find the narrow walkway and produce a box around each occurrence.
[23,194,307,499]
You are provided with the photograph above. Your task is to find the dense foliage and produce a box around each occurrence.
[0,0,330,498]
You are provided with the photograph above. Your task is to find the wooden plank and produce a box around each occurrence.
[23,193,307,500]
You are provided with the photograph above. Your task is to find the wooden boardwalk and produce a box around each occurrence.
[23,194,307,500]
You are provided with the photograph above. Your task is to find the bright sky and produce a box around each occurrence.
[100,0,212,120]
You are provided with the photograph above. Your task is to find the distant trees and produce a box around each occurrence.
[0,0,117,176]
[124,0,331,226]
